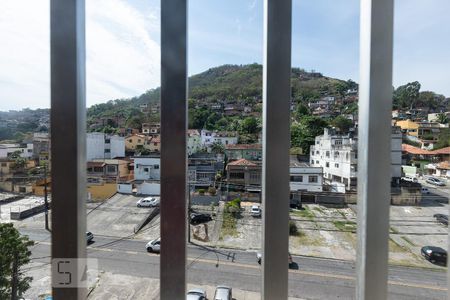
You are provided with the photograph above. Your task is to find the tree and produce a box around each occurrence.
[210,141,225,154]
[393,81,421,109]
[0,223,34,299]
[239,117,259,134]
[434,128,450,149]
[436,113,449,124]
[294,103,309,120]
[331,116,353,133]
[291,116,328,154]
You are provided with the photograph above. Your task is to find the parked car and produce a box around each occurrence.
[421,187,430,194]
[186,288,207,300]
[250,205,262,217]
[146,238,161,253]
[256,252,293,265]
[86,231,94,244]
[190,213,212,225]
[421,246,447,264]
[433,214,448,226]
[213,286,232,300]
[426,177,446,186]
[137,197,159,207]
[401,176,418,183]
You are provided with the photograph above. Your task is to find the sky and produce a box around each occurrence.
[0,0,449,111]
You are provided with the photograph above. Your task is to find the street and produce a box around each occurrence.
[21,228,447,299]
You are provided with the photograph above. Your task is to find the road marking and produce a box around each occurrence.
[34,241,447,292]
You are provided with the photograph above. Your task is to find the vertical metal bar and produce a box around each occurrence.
[50,0,86,299]
[357,0,394,299]
[160,0,187,298]
[262,0,291,299]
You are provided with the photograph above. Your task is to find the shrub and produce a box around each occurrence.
[198,189,205,195]
[289,221,298,236]
[208,186,217,195]
[225,198,241,216]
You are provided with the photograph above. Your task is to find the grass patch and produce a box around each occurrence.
[290,230,323,247]
[401,236,416,246]
[389,238,406,253]
[313,206,325,214]
[390,226,399,234]
[292,206,315,219]
[220,212,239,239]
[333,220,357,232]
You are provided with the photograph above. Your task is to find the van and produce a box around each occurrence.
[401,176,418,183]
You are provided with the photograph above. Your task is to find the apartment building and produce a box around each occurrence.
[87,133,125,160]
[0,143,34,159]
[200,129,238,150]
[187,129,202,155]
[310,127,402,190]
[289,157,323,193]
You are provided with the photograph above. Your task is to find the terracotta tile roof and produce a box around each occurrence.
[225,144,262,150]
[430,147,450,155]
[437,161,450,170]
[150,136,160,143]
[401,144,432,155]
[227,158,257,166]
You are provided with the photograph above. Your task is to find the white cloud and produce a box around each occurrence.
[0,0,160,111]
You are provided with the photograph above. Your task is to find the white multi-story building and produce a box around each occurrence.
[134,156,160,180]
[290,158,323,193]
[87,133,125,161]
[0,143,33,158]
[310,128,402,190]
[200,129,238,150]
[187,129,202,155]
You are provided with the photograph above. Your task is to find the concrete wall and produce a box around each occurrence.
[137,182,160,195]
[134,157,160,180]
[118,183,133,194]
[87,183,117,200]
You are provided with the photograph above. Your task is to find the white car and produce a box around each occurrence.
[401,176,418,183]
[250,205,262,217]
[146,238,160,253]
[187,288,207,300]
[137,197,159,207]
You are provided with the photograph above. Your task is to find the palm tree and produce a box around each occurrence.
[436,113,448,124]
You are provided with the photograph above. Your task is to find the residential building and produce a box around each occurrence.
[0,158,14,180]
[310,127,402,190]
[87,159,130,181]
[396,119,419,137]
[188,153,224,188]
[200,129,238,150]
[142,122,161,136]
[125,134,147,151]
[134,156,160,180]
[226,158,261,192]
[187,129,202,155]
[289,157,323,193]
[0,143,34,158]
[225,144,262,161]
[87,133,125,161]
[33,132,51,164]
[146,135,161,153]
[428,112,450,123]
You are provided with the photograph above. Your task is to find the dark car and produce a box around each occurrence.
[86,231,94,244]
[190,213,212,225]
[433,214,448,226]
[421,246,447,264]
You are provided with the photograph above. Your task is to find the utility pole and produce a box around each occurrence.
[43,163,50,232]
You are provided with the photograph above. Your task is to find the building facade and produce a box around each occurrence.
[310,128,402,190]
[200,129,238,150]
[87,133,125,160]
[289,158,323,193]
[134,156,161,180]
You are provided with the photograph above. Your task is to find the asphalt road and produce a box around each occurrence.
[21,228,447,299]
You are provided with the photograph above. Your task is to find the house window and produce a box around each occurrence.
[154,165,159,169]
[129,139,132,143]
[335,163,339,168]
[143,167,149,173]
[326,162,329,168]
[311,160,314,164]
[316,151,319,155]
[105,139,110,144]
[335,139,342,145]
[106,165,116,173]
[316,160,319,164]
[346,153,349,160]
[93,167,103,173]
[326,151,330,157]
[1,163,6,167]
[290,175,303,182]
[309,176,318,183]
[250,172,260,180]
[229,172,245,179]
[138,139,141,143]
[334,151,339,157]
[105,149,111,153]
